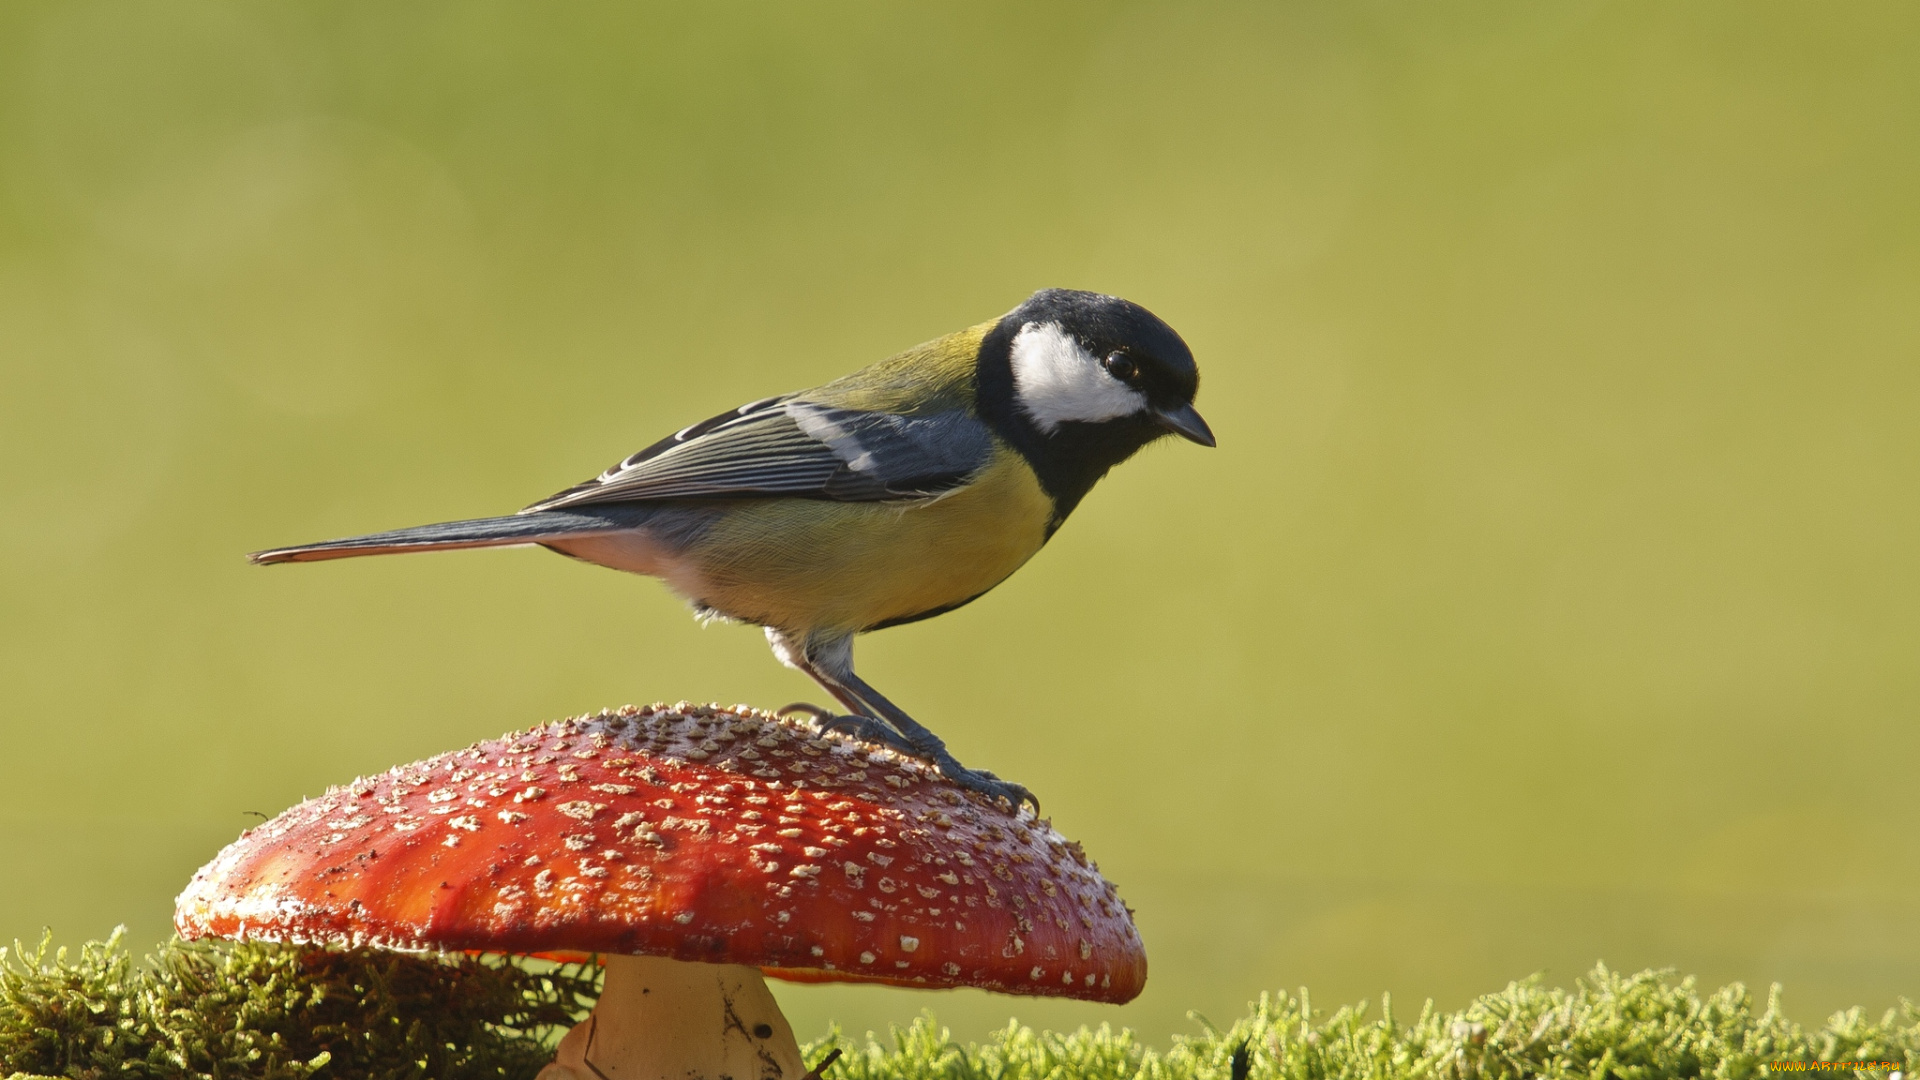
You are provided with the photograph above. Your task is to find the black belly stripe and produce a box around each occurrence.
[862,587,997,632]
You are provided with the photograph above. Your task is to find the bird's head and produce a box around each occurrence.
[976,288,1212,521]
[998,288,1212,448]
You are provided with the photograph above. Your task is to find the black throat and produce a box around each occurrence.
[973,319,1166,535]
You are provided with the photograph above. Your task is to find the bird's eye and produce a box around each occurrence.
[1102,353,1137,381]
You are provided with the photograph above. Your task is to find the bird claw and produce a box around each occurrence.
[937,762,1039,816]
[808,712,920,757]
[784,704,1037,816]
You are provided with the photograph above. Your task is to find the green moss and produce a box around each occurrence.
[4,933,1914,1080]
[0,930,595,1079]
[818,970,1917,1080]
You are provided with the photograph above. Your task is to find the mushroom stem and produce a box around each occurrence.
[539,954,805,1080]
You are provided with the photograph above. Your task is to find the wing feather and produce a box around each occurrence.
[524,396,994,511]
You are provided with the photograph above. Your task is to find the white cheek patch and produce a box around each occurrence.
[1009,322,1148,433]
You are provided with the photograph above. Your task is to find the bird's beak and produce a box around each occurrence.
[1153,402,1216,447]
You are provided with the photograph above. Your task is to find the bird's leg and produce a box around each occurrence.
[769,630,1037,813]
[815,715,917,754]
[829,667,1037,814]
[765,629,919,756]
[789,667,920,758]
[778,701,918,754]
[778,700,923,754]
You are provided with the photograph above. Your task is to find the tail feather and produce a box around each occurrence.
[249,511,629,565]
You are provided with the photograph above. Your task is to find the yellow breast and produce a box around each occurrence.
[684,447,1054,635]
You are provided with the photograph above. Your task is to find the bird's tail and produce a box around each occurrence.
[249,511,629,565]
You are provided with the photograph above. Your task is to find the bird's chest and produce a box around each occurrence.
[685,454,1055,633]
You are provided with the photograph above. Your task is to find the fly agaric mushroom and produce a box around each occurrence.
[176,703,1146,1079]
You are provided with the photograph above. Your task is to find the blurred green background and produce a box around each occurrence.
[3,0,1916,1047]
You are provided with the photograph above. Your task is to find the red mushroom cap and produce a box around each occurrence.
[176,704,1146,1003]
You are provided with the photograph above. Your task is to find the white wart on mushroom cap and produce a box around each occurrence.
[175,703,1147,1002]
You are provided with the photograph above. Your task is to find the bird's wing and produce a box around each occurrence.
[524,395,997,511]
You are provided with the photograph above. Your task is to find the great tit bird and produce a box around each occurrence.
[252,288,1213,811]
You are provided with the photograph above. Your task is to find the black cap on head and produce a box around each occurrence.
[1007,289,1201,415]
[975,289,1211,529]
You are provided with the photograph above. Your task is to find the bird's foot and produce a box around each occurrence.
[793,708,921,757]
[780,703,1036,815]
[929,756,1039,816]
[823,715,919,756]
